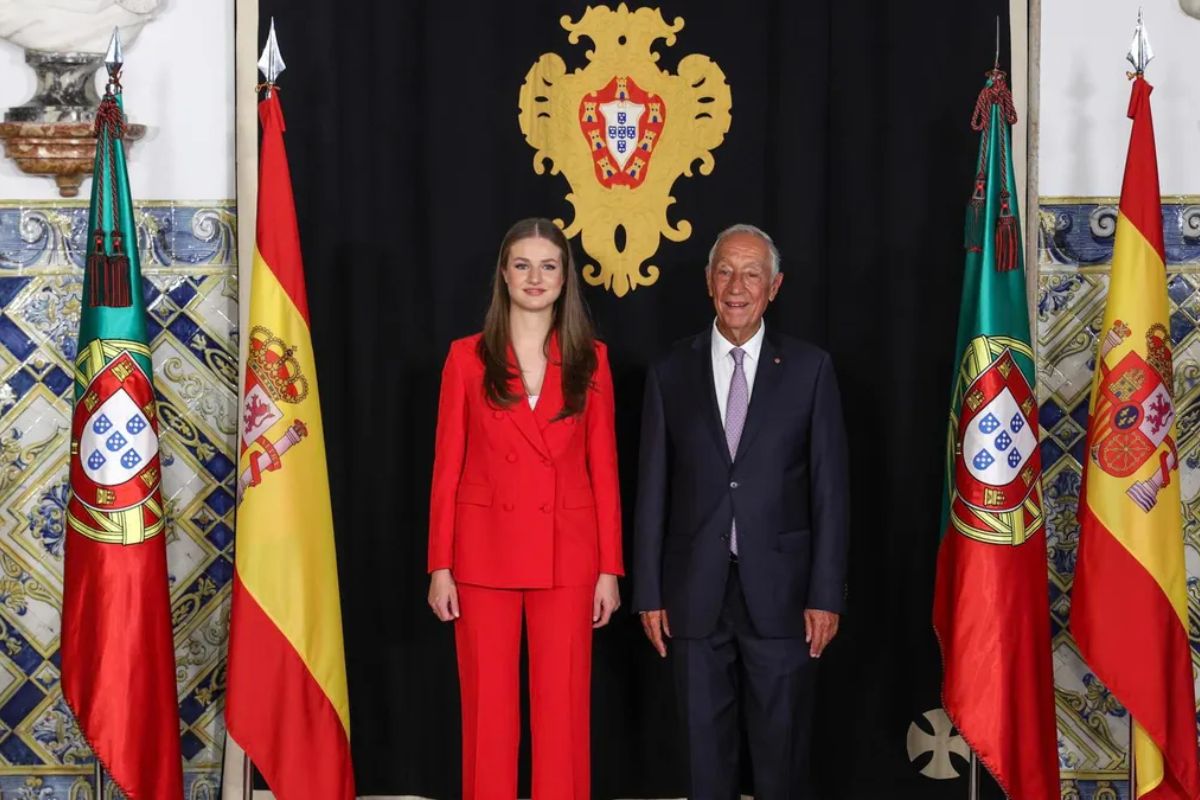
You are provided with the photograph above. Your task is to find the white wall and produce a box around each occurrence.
[0,0,235,201]
[1039,0,1200,197]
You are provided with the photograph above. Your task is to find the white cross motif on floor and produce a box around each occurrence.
[906,708,970,780]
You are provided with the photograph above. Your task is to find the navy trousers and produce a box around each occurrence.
[672,563,817,799]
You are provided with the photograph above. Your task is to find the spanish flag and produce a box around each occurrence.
[1072,74,1200,800]
[224,87,355,797]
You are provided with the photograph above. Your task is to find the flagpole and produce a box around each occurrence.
[234,20,282,800]
[1123,12,1148,800]
[968,751,980,800]
[95,761,103,797]
[243,753,254,800]
[1129,719,1137,799]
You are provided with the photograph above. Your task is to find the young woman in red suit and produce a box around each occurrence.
[427,218,623,799]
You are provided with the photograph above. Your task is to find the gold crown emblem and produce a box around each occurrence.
[1145,322,1173,389]
[248,325,309,404]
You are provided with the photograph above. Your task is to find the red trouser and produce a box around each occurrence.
[455,583,593,799]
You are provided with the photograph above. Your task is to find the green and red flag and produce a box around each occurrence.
[61,36,184,799]
[1071,49,1200,800]
[932,67,1059,799]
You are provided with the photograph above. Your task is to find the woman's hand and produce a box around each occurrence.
[592,573,620,628]
[428,568,459,622]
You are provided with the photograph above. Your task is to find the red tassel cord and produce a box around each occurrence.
[88,80,132,308]
[966,68,1020,271]
[995,199,1018,272]
[86,230,106,307]
[965,177,986,253]
[107,233,131,308]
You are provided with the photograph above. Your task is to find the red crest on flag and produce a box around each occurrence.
[68,351,162,527]
[954,350,1040,508]
[950,344,1043,545]
[1092,349,1174,478]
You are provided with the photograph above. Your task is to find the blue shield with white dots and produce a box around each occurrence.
[79,387,159,488]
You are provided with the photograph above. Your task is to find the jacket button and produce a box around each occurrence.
[493,410,504,419]
[503,502,514,512]
[506,453,517,463]
[541,458,551,467]
[730,481,739,489]
[540,503,551,513]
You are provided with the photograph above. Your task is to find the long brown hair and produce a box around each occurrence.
[478,218,597,418]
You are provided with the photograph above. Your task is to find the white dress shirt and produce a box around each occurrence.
[711,319,765,424]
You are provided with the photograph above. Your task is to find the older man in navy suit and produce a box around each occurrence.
[633,224,850,799]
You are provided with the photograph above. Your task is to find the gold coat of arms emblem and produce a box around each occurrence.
[519,4,732,296]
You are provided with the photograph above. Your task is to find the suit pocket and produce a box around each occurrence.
[775,529,810,553]
[562,486,595,509]
[456,484,493,507]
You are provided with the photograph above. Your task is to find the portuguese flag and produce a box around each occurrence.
[224,88,355,797]
[1071,74,1200,800]
[931,68,1059,799]
[61,65,184,797]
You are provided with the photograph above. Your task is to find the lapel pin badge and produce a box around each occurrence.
[774,357,781,364]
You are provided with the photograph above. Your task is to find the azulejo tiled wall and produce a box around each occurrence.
[1039,197,1200,800]
[3,193,1196,800]
[0,201,236,799]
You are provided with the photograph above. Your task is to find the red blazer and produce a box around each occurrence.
[428,333,623,588]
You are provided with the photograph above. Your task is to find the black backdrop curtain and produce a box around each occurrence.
[253,1,1014,797]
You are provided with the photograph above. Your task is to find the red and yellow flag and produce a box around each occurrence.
[225,90,355,798]
[1073,75,1200,800]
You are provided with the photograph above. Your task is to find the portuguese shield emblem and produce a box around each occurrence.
[67,349,164,545]
[519,4,732,296]
[580,76,664,188]
[949,339,1044,545]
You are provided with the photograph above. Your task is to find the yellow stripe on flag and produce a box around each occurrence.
[236,245,351,735]
[1135,720,1165,797]
[1084,212,1188,626]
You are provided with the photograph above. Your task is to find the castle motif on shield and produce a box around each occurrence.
[67,342,165,545]
[237,325,310,501]
[519,4,732,296]
[1088,320,1178,512]
[949,336,1044,546]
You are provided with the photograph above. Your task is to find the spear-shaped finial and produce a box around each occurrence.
[104,27,123,82]
[258,18,286,97]
[1127,8,1153,75]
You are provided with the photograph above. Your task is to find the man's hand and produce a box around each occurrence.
[639,609,671,657]
[804,609,839,658]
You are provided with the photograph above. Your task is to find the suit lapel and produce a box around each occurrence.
[533,334,563,432]
[734,329,783,463]
[693,331,732,466]
[505,342,551,459]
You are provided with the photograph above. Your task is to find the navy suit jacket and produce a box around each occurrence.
[632,327,850,639]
